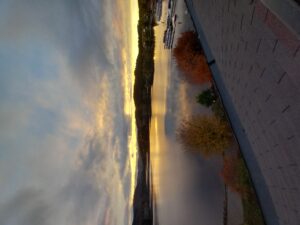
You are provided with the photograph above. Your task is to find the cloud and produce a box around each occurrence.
[0,129,129,225]
[0,0,135,224]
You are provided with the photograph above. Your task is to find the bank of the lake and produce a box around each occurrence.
[132,0,156,224]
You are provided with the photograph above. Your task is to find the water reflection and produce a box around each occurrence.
[150,1,224,224]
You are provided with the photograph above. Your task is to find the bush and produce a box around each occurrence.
[173,31,212,84]
[177,115,233,156]
[196,88,216,107]
[220,155,265,225]
[220,155,251,196]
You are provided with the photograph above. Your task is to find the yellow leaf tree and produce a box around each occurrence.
[177,115,233,156]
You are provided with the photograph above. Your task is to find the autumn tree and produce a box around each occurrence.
[220,155,251,196]
[177,115,232,156]
[173,31,212,84]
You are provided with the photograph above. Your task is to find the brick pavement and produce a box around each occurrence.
[185,0,300,224]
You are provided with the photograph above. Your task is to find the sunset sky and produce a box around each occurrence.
[0,0,139,224]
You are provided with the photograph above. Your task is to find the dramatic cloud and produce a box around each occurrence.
[0,0,137,224]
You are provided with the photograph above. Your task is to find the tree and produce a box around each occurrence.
[220,156,242,194]
[177,115,232,156]
[221,156,265,225]
[196,88,216,107]
[173,31,212,84]
[220,155,251,196]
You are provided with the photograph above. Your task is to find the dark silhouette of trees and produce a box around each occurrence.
[173,31,212,84]
[177,115,233,156]
[132,1,157,224]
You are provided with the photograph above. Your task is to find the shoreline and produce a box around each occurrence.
[132,0,157,224]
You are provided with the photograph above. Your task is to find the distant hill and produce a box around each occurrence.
[132,0,157,224]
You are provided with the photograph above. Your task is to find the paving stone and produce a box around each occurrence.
[185,0,300,224]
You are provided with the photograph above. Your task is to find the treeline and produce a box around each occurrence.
[134,0,156,156]
[132,1,156,224]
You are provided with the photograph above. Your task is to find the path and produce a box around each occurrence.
[184,0,300,224]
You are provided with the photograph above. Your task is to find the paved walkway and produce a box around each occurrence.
[184,0,300,224]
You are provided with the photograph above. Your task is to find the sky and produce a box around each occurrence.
[0,0,139,224]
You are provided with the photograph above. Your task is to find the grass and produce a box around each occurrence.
[242,194,265,225]
[238,157,265,225]
[211,98,227,121]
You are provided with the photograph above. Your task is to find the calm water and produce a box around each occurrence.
[149,1,225,224]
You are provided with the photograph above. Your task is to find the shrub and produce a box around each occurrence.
[173,31,212,84]
[177,115,233,156]
[220,156,250,196]
[196,88,216,107]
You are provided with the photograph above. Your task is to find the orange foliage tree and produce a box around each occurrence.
[220,155,250,196]
[173,31,212,84]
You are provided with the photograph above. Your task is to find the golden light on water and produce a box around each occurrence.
[149,0,172,209]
